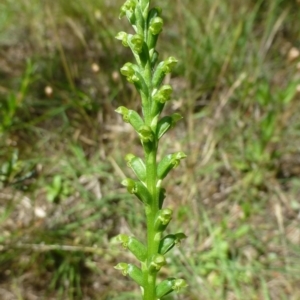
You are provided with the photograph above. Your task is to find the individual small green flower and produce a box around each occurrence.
[119,0,137,19]
[153,85,173,103]
[125,154,147,182]
[114,263,144,286]
[163,56,178,73]
[157,151,187,179]
[115,31,129,47]
[149,254,166,273]
[138,125,154,143]
[159,232,187,254]
[115,106,144,132]
[156,278,188,298]
[130,34,144,54]
[120,62,139,83]
[154,208,173,232]
[152,57,178,88]
[156,113,183,139]
[172,278,188,292]
[149,17,163,35]
[121,178,152,204]
[116,234,147,262]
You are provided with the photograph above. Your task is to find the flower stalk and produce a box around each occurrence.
[114,0,187,299]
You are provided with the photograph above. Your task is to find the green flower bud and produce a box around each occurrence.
[121,178,136,193]
[149,17,163,35]
[114,262,128,275]
[157,152,187,180]
[114,263,144,287]
[120,62,139,83]
[154,208,173,232]
[152,57,178,88]
[138,125,154,143]
[149,254,166,274]
[159,232,187,255]
[125,154,146,182]
[156,278,188,298]
[172,278,188,292]
[163,56,178,73]
[153,85,173,103]
[115,106,144,132]
[146,7,162,49]
[130,34,144,54]
[115,31,129,47]
[121,178,152,204]
[116,234,147,262]
[119,0,137,19]
[156,113,183,139]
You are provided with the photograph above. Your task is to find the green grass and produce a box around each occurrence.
[0,0,300,299]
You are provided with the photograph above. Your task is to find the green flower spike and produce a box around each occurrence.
[115,0,187,298]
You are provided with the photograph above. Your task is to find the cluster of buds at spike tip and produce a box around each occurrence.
[115,0,187,298]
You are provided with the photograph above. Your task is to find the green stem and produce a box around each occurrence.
[144,146,159,300]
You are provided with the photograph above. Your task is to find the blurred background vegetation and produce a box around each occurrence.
[0,0,300,299]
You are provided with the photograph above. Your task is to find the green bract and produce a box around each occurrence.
[114,0,187,299]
